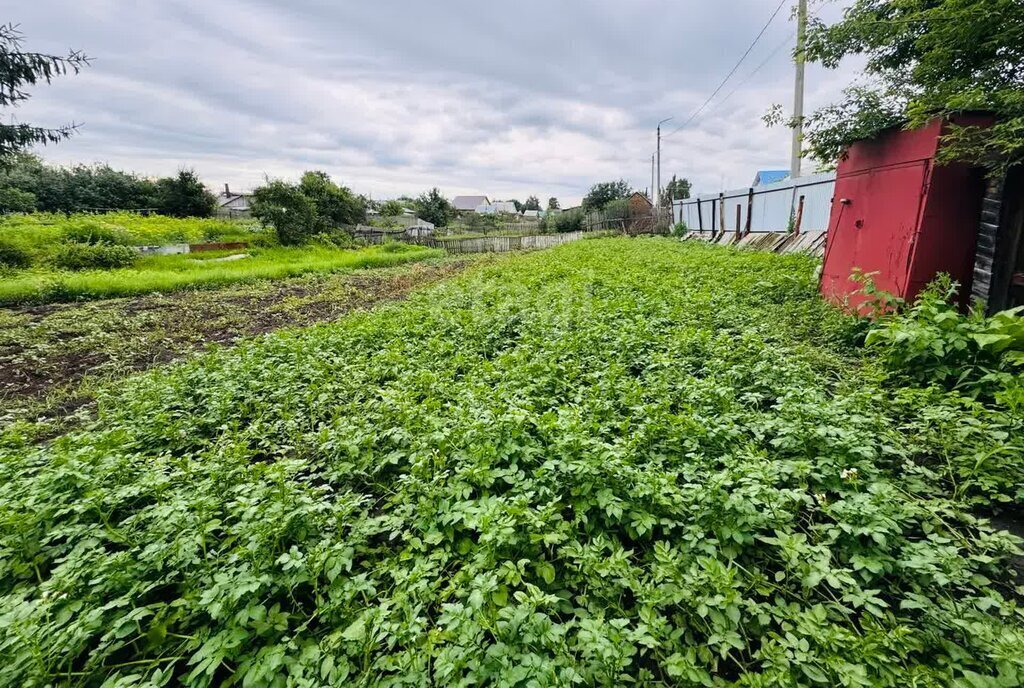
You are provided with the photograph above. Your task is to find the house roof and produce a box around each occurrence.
[629,191,653,207]
[452,195,490,211]
[753,170,790,186]
[215,191,251,208]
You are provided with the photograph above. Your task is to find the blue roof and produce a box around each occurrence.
[753,170,790,186]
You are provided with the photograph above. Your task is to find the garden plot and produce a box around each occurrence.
[0,238,1021,686]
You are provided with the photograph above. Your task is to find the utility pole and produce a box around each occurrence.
[656,117,673,220]
[651,154,655,206]
[790,0,808,179]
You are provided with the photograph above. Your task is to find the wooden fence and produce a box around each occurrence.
[349,224,607,254]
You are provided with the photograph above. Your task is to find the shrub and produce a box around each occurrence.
[251,181,317,246]
[864,274,1024,403]
[0,187,36,214]
[155,169,216,218]
[672,221,688,237]
[62,221,132,246]
[53,242,138,270]
[0,239,31,269]
[549,210,584,233]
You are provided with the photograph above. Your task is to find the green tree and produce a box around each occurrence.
[547,197,560,211]
[415,188,454,227]
[156,169,215,218]
[251,180,317,245]
[0,186,34,213]
[582,180,631,211]
[379,199,405,217]
[803,0,1024,171]
[523,195,541,211]
[1,24,89,163]
[298,171,366,228]
[662,176,691,208]
[0,154,160,212]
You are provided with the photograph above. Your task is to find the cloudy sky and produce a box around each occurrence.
[12,1,858,206]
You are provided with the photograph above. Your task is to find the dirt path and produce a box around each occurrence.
[0,257,482,437]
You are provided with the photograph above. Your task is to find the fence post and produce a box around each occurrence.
[718,193,725,236]
[696,198,703,232]
[735,203,742,240]
[745,188,754,236]
[793,195,806,234]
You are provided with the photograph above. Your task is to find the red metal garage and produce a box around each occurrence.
[820,116,992,311]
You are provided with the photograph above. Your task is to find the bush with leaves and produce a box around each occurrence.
[0,238,30,268]
[1,240,1022,685]
[156,169,216,218]
[52,242,137,270]
[865,274,1024,408]
[250,180,317,246]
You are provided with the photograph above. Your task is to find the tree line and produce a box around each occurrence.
[0,154,217,217]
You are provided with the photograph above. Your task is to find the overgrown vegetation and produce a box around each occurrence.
[865,274,1024,415]
[0,243,440,305]
[803,0,1024,172]
[1,239,1020,685]
[0,212,257,268]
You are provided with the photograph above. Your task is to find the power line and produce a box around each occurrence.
[688,30,796,128]
[664,0,788,140]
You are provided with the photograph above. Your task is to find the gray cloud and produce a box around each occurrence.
[11,1,858,205]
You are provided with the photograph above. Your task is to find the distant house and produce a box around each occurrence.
[753,170,790,186]
[215,184,252,217]
[521,210,542,219]
[627,192,653,216]
[476,201,518,215]
[452,195,490,213]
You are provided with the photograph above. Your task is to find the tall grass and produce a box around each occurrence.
[0,212,259,257]
[0,244,441,305]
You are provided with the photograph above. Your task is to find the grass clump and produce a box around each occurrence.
[0,239,1021,686]
[52,243,138,271]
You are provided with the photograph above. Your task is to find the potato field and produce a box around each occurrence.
[1,238,1022,686]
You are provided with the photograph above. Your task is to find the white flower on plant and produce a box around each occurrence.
[840,467,859,480]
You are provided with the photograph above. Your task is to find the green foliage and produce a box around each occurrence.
[378,200,405,218]
[0,240,1021,685]
[0,244,440,305]
[662,175,692,208]
[672,220,688,237]
[0,154,160,213]
[0,23,89,161]
[61,219,131,246]
[804,0,1024,170]
[0,212,253,252]
[0,185,35,213]
[545,209,584,233]
[156,169,216,218]
[0,237,30,268]
[251,180,317,246]
[52,242,137,271]
[547,196,560,210]
[415,187,455,228]
[298,171,366,228]
[523,195,541,211]
[865,275,1024,406]
[602,197,631,221]
[582,179,632,210]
